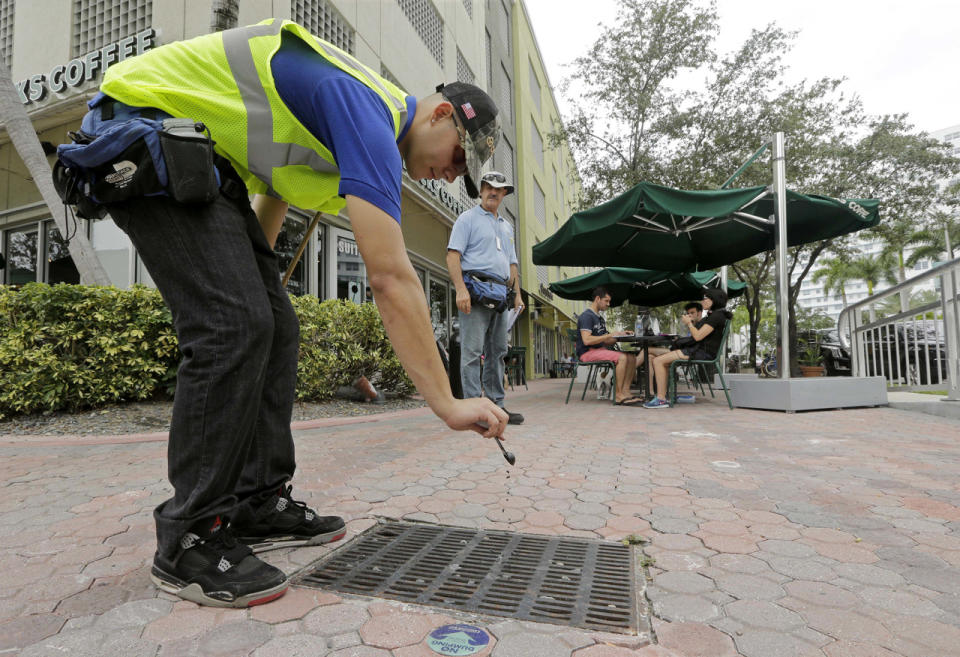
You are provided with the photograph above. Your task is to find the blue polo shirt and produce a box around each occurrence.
[447,204,518,281]
[271,33,415,222]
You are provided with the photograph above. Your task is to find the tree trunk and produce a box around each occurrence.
[0,66,111,286]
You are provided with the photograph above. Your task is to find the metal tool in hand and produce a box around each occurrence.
[495,437,516,465]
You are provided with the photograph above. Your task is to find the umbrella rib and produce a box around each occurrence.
[730,216,770,233]
[616,229,643,253]
[732,211,775,225]
[682,217,734,233]
[618,214,670,233]
[737,188,772,211]
[683,216,722,231]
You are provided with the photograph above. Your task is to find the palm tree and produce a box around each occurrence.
[849,252,898,296]
[906,209,959,266]
[0,66,110,284]
[812,256,855,307]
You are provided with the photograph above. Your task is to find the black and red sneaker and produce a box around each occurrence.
[233,485,346,553]
[150,516,288,607]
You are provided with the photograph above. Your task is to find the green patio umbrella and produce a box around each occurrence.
[532,182,880,271]
[548,267,746,307]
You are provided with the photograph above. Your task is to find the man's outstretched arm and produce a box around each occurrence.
[346,195,509,438]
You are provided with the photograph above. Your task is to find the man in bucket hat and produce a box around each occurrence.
[57,18,508,608]
[447,171,525,425]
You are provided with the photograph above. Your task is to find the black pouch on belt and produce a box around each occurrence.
[159,119,220,204]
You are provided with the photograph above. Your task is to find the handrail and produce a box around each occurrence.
[837,254,960,399]
[837,254,960,347]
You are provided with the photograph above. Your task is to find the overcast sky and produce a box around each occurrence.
[523,0,959,134]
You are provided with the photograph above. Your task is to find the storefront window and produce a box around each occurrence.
[90,219,130,287]
[274,214,307,296]
[45,221,80,285]
[430,277,449,345]
[336,233,368,304]
[4,225,38,285]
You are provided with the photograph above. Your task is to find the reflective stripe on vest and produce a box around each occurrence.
[221,19,408,191]
[221,22,338,187]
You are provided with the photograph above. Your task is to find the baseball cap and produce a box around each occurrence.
[436,82,501,198]
[480,171,514,195]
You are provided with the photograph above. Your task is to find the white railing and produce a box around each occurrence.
[838,255,960,399]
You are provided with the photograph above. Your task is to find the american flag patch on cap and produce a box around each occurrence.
[461,102,476,119]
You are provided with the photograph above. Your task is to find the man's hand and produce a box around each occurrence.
[456,287,472,314]
[604,334,618,346]
[513,295,524,312]
[441,398,510,438]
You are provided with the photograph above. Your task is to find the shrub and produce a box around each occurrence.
[291,296,414,400]
[0,285,414,419]
[0,283,179,418]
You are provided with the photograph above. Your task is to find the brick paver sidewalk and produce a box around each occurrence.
[3,378,960,656]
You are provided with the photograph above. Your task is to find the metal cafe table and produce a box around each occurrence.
[616,334,675,399]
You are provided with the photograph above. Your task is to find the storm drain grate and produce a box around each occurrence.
[298,521,640,634]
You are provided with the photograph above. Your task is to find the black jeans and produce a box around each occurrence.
[107,170,299,560]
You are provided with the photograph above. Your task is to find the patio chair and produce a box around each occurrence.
[504,346,528,391]
[564,329,617,404]
[666,321,734,409]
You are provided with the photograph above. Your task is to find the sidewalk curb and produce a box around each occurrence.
[0,404,437,447]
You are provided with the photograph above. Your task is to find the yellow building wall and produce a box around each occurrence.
[511,0,586,377]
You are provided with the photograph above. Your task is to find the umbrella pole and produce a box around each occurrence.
[720,266,728,374]
[771,132,790,379]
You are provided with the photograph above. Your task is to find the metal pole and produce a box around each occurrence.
[771,132,790,379]
[944,266,960,400]
[720,266,728,375]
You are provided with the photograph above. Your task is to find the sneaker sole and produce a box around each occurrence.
[150,566,288,608]
[644,403,671,409]
[241,527,347,554]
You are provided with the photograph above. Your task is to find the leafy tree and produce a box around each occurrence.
[849,252,898,296]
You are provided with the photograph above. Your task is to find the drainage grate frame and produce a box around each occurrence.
[298,520,641,634]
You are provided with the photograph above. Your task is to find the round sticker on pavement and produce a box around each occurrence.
[426,624,490,655]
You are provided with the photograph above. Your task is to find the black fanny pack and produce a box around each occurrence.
[54,104,221,219]
[463,271,514,313]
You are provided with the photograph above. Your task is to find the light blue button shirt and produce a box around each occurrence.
[447,204,518,281]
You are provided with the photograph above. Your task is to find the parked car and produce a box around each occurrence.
[862,320,947,385]
[818,329,851,376]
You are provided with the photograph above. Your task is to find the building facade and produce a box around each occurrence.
[0,0,585,380]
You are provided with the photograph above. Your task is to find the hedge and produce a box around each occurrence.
[0,284,413,419]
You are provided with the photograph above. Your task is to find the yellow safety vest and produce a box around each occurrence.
[100,19,409,214]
